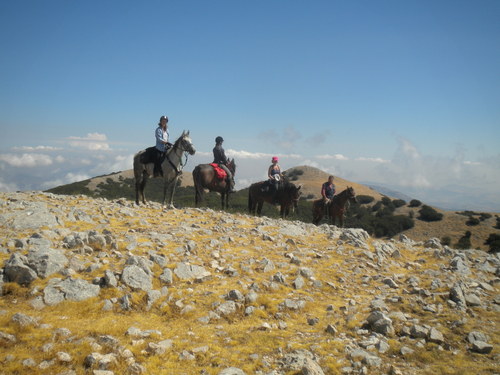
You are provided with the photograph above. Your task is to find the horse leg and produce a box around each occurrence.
[166,176,178,208]
[257,201,263,216]
[284,205,290,218]
[220,193,225,210]
[135,177,141,205]
[140,172,148,204]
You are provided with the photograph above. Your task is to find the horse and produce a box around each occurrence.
[312,186,357,227]
[133,131,196,207]
[248,179,302,218]
[192,159,236,209]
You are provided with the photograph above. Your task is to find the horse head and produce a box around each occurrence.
[177,130,196,155]
[227,158,236,175]
[290,184,302,212]
[347,186,357,203]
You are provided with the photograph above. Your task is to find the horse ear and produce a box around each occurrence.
[186,130,190,136]
[298,185,302,190]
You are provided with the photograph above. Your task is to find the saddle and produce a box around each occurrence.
[210,163,227,180]
[140,147,164,164]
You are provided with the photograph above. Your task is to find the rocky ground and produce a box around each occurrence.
[0,191,498,375]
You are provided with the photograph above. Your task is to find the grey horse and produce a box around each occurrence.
[133,130,195,207]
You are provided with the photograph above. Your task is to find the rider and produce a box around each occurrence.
[321,175,336,213]
[268,156,282,203]
[213,136,235,193]
[154,115,172,177]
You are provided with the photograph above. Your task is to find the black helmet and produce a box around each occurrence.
[215,136,224,143]
[158,115,168,125]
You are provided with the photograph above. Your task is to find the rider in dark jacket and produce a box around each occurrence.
[321,175,336,213]
[213,136,235,193]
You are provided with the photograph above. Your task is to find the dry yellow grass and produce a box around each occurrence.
[0,192,498,375]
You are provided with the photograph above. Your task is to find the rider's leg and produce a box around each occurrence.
[219,165,235,192]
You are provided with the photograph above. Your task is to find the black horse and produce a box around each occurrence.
[248,179,302,218]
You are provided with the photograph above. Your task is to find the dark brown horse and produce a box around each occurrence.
[192,159,236,209]
[312,186,357,227]
[248,179,302,218]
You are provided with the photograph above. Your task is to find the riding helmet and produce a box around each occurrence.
[215,136,224,144]
[159,115,169,125]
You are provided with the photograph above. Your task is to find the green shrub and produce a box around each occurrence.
[392,199,406,208]
[418,205,443,222]
[495,217,500,229]
[381,196,392,206]
[441,236,451,246]
[485,233,500,253]
[455,231,472,250]
[465,216,480,226]
[479,213,492,221]
[409,199,422,207]
[357,195,374,204]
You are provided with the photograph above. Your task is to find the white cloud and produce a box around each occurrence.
[0,153,55,167]
[464,160,481,166]
[41,172,91,190]
[316,154,349,161]
[12,145,62,151]
[68,133,110,150]
[226,149,302,160]
[355,157,390,163]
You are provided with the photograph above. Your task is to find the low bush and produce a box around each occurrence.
[357,195,374,204]
[455,231,472,250]
[441,236,451,246]
[465,216,480,226]
[392,199,406,208]
[418,205,443,222]
[409,199,422,207]
[485,233,500,253]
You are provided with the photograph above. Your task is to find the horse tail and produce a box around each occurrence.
[248,186,253,213]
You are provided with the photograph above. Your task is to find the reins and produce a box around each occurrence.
[165,138,191,176]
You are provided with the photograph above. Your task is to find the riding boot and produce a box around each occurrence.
[227,178,236,193]
[153,163,163,177]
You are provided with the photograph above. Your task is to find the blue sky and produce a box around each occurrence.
[1,1,499,210]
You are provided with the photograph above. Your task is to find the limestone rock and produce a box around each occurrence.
[3,253,38,285]
[27,248,68,278]
[121,265,152,291]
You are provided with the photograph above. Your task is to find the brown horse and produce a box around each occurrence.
[312,186,357,226]
[192,159,236,209]
[248,179,302,218]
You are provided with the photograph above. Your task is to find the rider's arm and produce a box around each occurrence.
[321,184,327,199]
[268,165,273,179]
[156,128,169,144]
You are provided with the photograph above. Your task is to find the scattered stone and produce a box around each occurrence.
[121,265,152,291]
[218,367,246,375]
[3,253,38,285]
[173,262,211,281]
[27,248,68,278]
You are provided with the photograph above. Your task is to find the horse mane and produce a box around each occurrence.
[168,131,188,154]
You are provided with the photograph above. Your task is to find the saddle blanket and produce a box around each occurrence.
[210,163,227,180]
